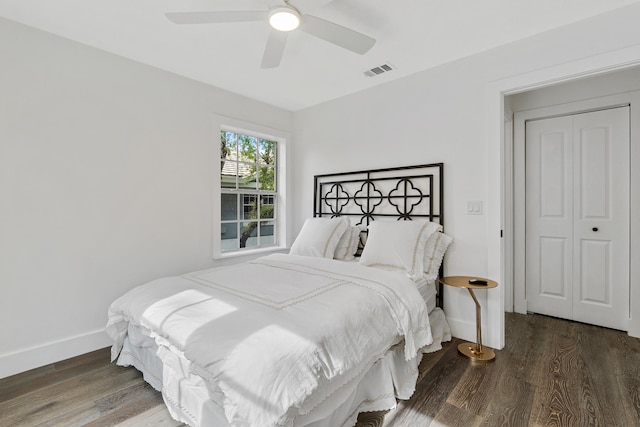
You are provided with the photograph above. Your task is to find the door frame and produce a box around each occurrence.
[503,109,514,313]
[513,92,640,335]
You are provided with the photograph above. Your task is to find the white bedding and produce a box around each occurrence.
[107,253,434,427]
[415,276,438,313]
[116,307,449,427]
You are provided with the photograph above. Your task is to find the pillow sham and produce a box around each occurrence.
[423,231,453,279]
[359,219,437,280]
[421,221,443,244]
[290,217,349,258]
[334,225,361,261]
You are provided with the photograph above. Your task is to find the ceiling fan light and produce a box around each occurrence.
[269,7,300,32]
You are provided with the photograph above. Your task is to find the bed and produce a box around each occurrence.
[106,163,452,427]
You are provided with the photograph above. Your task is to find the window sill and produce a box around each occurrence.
[215,246,289,261]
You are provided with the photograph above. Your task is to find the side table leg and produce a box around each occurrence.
[468,288,483,354]
[457,288,496,363]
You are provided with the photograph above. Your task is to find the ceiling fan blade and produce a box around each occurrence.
[299,14,375,54]
[165,11,268,25]
[261,30,288,69]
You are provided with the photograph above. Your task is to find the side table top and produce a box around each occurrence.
[439,275,498,290]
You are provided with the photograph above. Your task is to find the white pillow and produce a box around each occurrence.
[290,217,349,258]
[334,225,361,261]
[359,220,437,280]
[423,232,453,279]
[422,221,443,244]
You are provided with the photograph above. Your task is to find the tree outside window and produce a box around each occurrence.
[220,130,277,252]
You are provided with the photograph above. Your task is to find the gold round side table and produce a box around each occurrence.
[439,276,498,363]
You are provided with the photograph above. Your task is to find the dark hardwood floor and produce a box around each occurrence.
[2,313,639,426]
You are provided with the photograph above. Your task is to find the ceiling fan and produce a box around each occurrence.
[165,0,376,69]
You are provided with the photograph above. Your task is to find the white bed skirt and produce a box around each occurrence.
[116,307,450,427]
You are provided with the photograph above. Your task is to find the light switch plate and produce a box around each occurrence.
[466,201,483,215]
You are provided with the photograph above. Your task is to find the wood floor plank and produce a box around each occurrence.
[0,348,111,404]
[477,314,537,426]
[83,381,167,427]
[446,360,499,416]
[34,381,163,427]
[529,318,582,427]
[607,326,640,380]
[478,370,535,427]
[432,401,481,427]
[355,410,387,427]
[0,364,142,426]
[382,340,468,426]
[600,323,640,426]
[617,375,640,425]
[415,344,450,384]
[511,314,557,387]
[574,323,625,427]
[115,405,186,427]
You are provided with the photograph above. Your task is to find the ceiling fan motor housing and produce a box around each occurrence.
[269,6,301,31]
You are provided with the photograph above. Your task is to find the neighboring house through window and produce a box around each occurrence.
[220,129,278,253]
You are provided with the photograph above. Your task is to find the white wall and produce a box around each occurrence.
[0,18,293,378]
[291,3,640,349]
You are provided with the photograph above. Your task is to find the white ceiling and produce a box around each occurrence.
[1,0,639,111]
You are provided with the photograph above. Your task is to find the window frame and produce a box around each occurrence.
[213,117,288,259]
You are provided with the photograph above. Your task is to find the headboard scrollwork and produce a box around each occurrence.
[314,163,443,228]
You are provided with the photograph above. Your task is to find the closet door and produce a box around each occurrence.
[571,109,629,330]
[525,116,574,319]
[525,107,630,330]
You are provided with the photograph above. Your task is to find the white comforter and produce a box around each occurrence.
[106,253,432,427]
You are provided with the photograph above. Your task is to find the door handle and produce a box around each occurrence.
[592,227,599,232]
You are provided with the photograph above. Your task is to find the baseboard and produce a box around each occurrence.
[0,329,112,379]
[446,316,475,343]
[447,316,501,350]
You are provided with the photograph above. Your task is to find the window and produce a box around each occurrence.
[220,130,277,252]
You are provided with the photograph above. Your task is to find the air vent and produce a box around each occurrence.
[364,63,395,77]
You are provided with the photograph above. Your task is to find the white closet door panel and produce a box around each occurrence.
[539,132,567,218]
[579,239,610,304]
[539,237,569,298]
[580,127,609,219]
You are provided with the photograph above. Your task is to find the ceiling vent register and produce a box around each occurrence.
[364,63,395,77]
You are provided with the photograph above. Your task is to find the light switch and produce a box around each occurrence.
[466,201,483,215]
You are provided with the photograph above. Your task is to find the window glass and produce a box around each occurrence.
[238,167,257,190]
[242,194,257,220]
[221,194,238,221]
[221,223,238,251]
[259,220,276,246]
[260,195,274,219]
[238,135,257,164]
[259,139,276,166]
[258,166,275,191]
[240,221,259,249]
